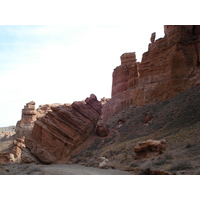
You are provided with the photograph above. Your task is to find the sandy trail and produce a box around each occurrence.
[0,163,130,175]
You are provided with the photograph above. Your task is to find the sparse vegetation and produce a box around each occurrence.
[152,157,169,166]
[72,86,200,174]
[169,160,193,171]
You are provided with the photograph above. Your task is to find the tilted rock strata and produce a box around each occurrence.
[103,25,200,121]
[15,101,66,137]
[25,94,102,164]
[21,147,41,164]
[36,103,65,118]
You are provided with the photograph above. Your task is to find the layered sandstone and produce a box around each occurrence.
[36,103,65,118]
[103,25,200,121]
[25,94,102,164]
[112,52,139,97]
[15,101,37,137]
[15,101,63,137]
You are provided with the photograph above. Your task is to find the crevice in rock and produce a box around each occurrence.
[192,25,200,68]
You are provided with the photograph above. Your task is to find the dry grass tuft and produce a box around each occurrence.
[168,159,193,171]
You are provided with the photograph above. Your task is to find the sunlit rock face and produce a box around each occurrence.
[15,101,64,137]
[15,101,37,137]
[25,94,102,164]
[102,25,200,121]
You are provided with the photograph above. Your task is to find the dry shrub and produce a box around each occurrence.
[169,159,193,171]
[152,157,169,166]
[152,153,173,166]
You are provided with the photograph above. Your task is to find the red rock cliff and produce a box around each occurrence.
[112,52,139,97]
[103,25,200,121]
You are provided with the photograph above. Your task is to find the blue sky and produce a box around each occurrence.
[0,0,196,127]
[0,25,165,126]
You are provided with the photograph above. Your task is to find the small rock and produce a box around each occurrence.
[98,157,109,168]
[96,121,109,137]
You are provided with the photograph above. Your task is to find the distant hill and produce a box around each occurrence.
[0,126,15,132]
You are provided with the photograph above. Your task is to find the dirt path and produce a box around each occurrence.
[0,163,130,175]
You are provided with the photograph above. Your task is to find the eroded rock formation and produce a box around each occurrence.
[11,137,25,160]
[134,139,167,159]
[0,152,14,164]
[0,137,26,164]
[15,101,37,137]
[112,52,139,97]
[15,101,64,137]
[103,25,200,121]
[25,94,102,164]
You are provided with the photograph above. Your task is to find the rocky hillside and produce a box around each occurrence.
[72,85,200,174]
[71,25,200,174]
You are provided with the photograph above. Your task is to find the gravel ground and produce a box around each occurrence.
[0,163,130,175]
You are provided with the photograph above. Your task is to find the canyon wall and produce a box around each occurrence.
[25,94,102,164]
[103,25,200,121]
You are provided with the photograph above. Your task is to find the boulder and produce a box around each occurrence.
[143,113,154,124]
[98,157,109,168]
[0,153,15,163]
[96,121,109,137]
[134,139,167,159]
